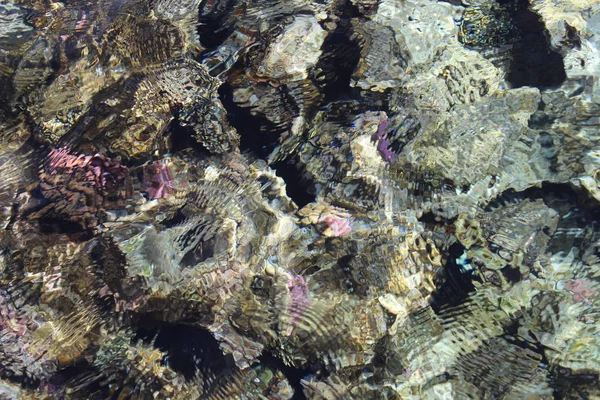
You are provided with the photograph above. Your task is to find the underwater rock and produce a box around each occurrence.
[0,0,599,398]
[458,1,518,48]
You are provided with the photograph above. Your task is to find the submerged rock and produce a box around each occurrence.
[0,0,599,398]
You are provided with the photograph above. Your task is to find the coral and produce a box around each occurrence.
[46,148,128,190]
[374,117,395,162]
[0,0,599,398]
[564,279,598,303]
[318,215,352,237]
[143,161,174,199]
[28,148,132,230]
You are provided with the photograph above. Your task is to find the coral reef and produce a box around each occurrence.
[0,0,599,398]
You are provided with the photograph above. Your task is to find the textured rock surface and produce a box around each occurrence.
[0,0,599,398]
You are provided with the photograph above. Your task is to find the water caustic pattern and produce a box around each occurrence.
[0,0,600,398]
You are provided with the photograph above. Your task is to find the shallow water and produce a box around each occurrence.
[0,0,599,398]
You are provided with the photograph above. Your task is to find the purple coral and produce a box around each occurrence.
[286,275,309,334]
[143,161,174,199]
[374,118,394,162]
[318,215,352,237]
[47,147,128,189]
[0,294,38,339]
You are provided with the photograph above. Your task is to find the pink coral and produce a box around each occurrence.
[47,147,128,189]
[75,11,88,31]
[35,148,131,229]
[286,275,309,334]
[0,294,37,339]
[318,215,352,237]
[143,161,174,199]
[564,279,597,303]
[47,147,89,172]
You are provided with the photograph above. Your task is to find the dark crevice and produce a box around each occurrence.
[528,109,556,130]
[171,103,221,157]
[133,322,312,399]
[551,369,600,399]
[218,83,316,207]
[507,0,566,88]
[180,234,216,267]
[44,360,92,396]
[168,117,197,154]
[310,20,362,103]
[38,218,92,238]
[340,2,364,19]
[429,243,478,314]
[218,82,281,160]
[271,160,316,208]
[135,322,235,384]
[258,352,311,400]
[418,211,443,225]
[500,265,522,284]
[160,207,189,229]
[485,182,600,216]
[370,335,405,380]
[197,0,239,50]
